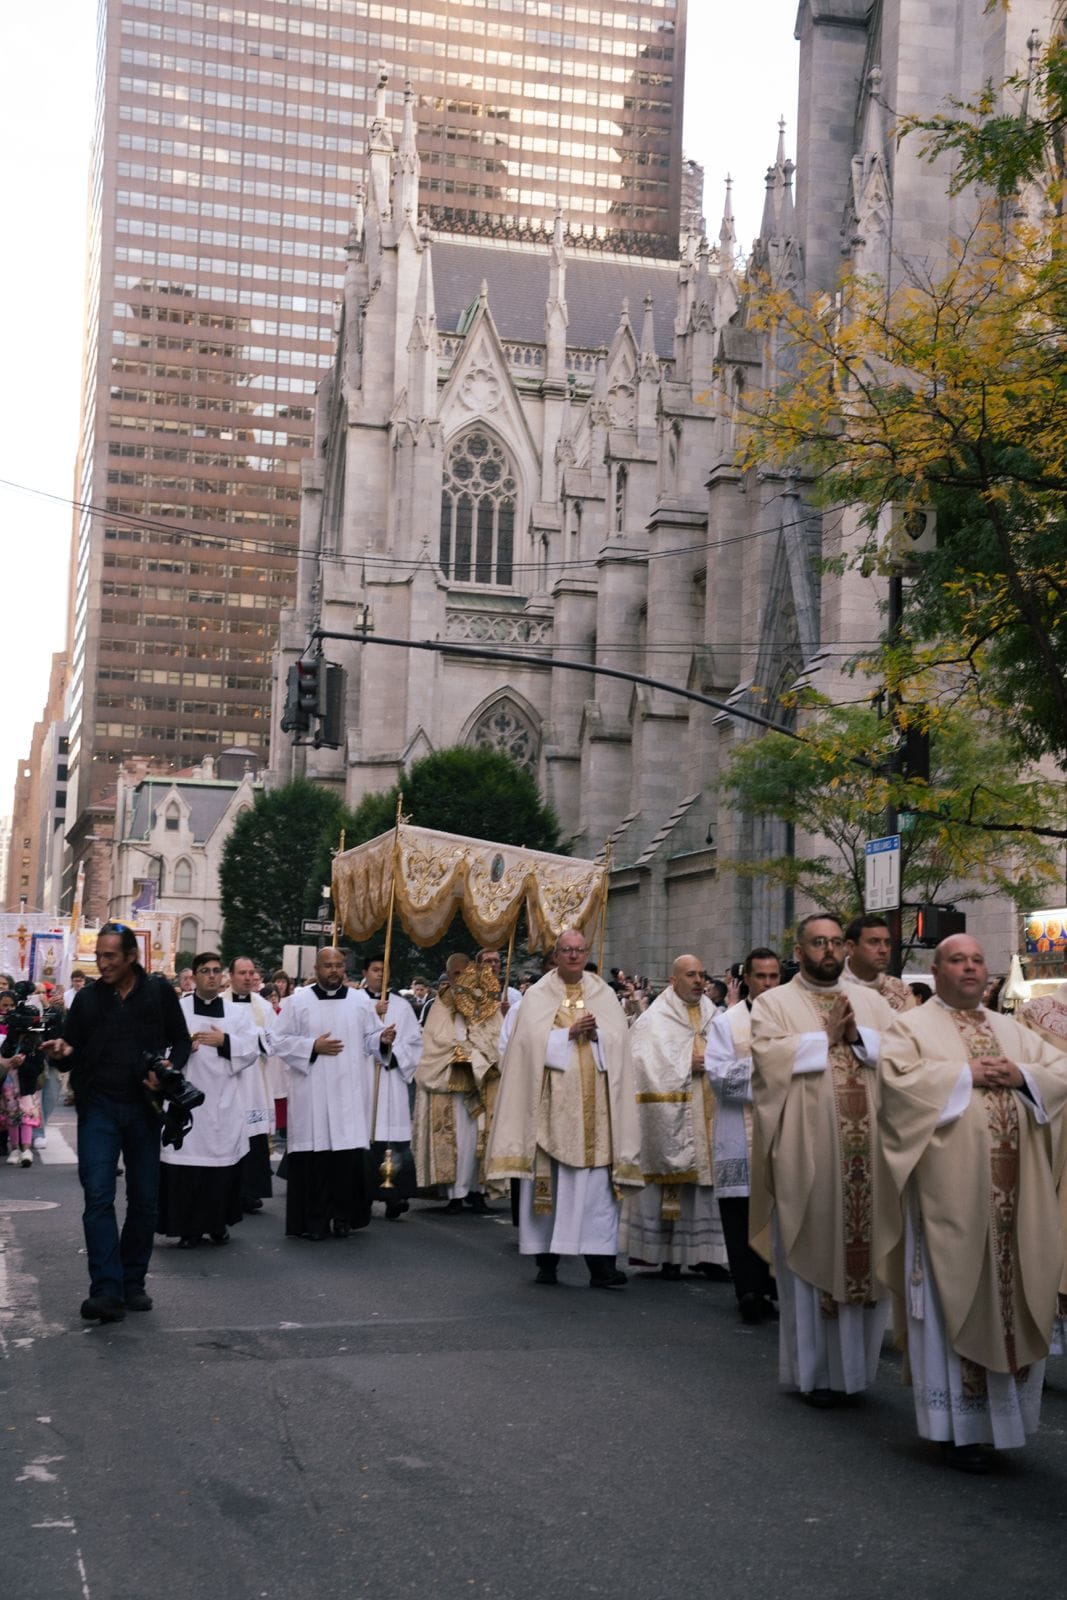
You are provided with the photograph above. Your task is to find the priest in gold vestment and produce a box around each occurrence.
[750,914,894,1405]
[619,953,727,1279]
[877,935,1067,1471]
[411,954,501,1215]
[485,930,643,1287]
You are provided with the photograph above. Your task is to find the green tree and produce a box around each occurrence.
[314,747,565,982]
[219,778,346,968]
[720,700,1060,950]
[741,38,1067,767]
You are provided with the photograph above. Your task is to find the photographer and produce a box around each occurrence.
[1,988,44,1164]
[43,923,190,1324]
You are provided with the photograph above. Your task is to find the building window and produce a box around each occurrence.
[469,696,539,773]
[164,803,180,831]
[173,857,193,895]
[179,916,199,952]
[614,463,627,532]
[439,429,516,587]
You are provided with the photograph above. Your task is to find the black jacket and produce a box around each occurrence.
[62,967,191,1103]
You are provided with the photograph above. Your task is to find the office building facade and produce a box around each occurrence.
[61,0,688,913]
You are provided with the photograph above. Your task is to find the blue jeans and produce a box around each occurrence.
[77,1095,161,1299]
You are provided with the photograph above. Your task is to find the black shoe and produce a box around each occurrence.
[301,1227,330,1242]
[80,1294,126,1323]
[464,1192,491,1214]
[331,1220,352,1238]
[208,1229,230,1245]
[177,1236,200,1250]
[659,1263,683,1281]
[242,1197,264,1213]
[941,1443,992,1475]
[739,1292,764,1325]
[124,1290,153,1313]
[535,1252,559,1285]
[443,1198,464,1215]
[688,1261,733,1282]
[801,1388,839,1409]
[384,1200,409,1220]
[586,1255,627,1289]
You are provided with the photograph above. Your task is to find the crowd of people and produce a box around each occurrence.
[5,908,1066,1478]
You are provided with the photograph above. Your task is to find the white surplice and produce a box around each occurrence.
[705,1002,754,1197]
[517,1026,619,1257]
[163,995,258,1168]
[230,991,276,1137]
[272,986,373,1152]
[351,989,423,1141]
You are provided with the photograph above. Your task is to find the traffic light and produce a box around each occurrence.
[914,905,966,947]
[296,655,322,715]
[280,662,311,735]
[313,662,346,749]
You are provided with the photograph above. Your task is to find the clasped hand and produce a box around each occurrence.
[314,1032,344,1056]
[969,1055,1023,1089]
[568,1011,598,1043]
[824,994,860,1048]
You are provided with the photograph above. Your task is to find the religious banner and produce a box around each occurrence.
[332,825,606,952]
[0,914,67,981]
[131,877,158,914]
[29,932,66,989]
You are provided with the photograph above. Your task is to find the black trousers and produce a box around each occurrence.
[717,1195,775,1302]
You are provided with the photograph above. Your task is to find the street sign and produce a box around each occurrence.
[864,834,901,912]
[301,918,332,935]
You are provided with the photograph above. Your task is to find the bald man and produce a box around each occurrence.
[877,935,1067,1472]
[619,954,728,1279]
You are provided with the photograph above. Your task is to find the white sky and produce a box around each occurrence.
[0,2,800,782]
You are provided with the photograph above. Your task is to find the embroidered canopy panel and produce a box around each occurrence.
[332,825,606,951]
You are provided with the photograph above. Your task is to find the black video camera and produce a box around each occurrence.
[1,982,65,1093]
[142,1051,205,1151]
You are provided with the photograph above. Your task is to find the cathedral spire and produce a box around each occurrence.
[545,204,568,384]
[718,175,736,268]
[395,80,420,223]
[406,215,437,422]
[759,116,789,240]
[368,65,394,221]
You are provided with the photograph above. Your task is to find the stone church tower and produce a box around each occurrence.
[271,3,1047,977]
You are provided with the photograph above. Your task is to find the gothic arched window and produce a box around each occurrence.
[173,857,193,895]
[469,696,539,772]
[440,430,517,587]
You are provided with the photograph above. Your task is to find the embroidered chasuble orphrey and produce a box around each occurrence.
[944,1007,1023,1380]
[532,984,611,1212]
[803,985,877,1309]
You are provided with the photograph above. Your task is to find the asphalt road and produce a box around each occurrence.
[2,1111,1065,1600]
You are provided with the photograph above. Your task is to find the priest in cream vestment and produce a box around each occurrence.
[619,953,727,1278]
[750,914,894,1404]
[486,930,643,1288]
[411,954,501,1214]
[877,936,1067,1469]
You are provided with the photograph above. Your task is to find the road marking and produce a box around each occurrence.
[37,1125,78,1165]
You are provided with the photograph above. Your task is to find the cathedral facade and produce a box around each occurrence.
[270,3,1048,977]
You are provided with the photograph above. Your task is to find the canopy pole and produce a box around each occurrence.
[503,916,517,1001]
[379,793,404,1012]
[596,840,612,976]
[330,828,345,947]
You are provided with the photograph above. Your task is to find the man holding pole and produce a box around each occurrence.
[354,952,422,1219]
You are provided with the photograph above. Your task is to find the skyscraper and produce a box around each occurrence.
[63,0,687,912]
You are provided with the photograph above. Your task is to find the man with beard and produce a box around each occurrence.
[750,914,894,1405]
[877,934,1067,1472]
[272,947,374,1241]
[621,953,728,1280]
[486,929,644,1287]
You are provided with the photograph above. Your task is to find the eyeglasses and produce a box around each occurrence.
[805,937,845,950]
[558,946,589,956]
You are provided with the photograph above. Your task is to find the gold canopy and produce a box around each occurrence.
[332,824,606,951]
